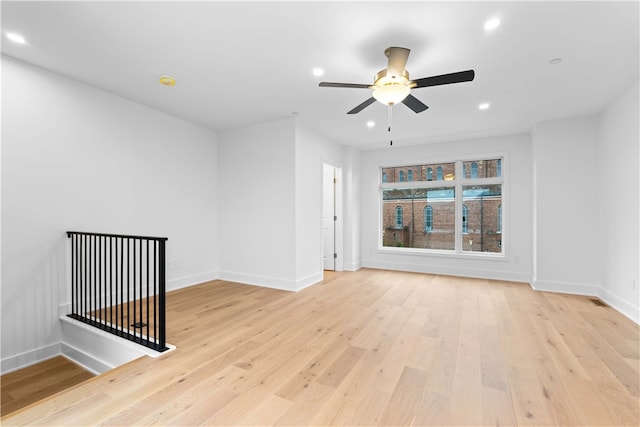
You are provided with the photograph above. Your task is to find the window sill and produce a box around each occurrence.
[377,246,507,261]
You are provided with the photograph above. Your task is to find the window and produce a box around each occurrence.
[394,206,403,229]
[462,184,502,252]
[471,162,478,178]
[381,157,503,254]
[462,205,469,233]
[463,159,502,179]
[382,172,388,183]
[424,205,433,232]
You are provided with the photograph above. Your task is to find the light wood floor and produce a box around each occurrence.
[1,356,94,416]
[2,269,638,426]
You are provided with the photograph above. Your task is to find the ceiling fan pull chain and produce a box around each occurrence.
[388,105,393,145]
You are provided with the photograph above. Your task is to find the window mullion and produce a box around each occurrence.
[454,161,463,253]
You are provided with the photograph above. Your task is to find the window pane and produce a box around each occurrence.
[462,205,469,233]
[462,184,502,253]
[381,163,455,183]
[463,159,502,179]
[383,187,455,250]
[394,206,403,229]
[424,205,433,232]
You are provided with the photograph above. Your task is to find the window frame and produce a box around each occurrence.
[378,154,506,259]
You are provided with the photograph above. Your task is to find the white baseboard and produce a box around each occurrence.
[61,342,111,375]
[217,270,324,293]
[530,278,600,296]
[0,343,61,375]
[530,278,639,325]
[598,288,640,325]
[296,272,323,291]
[363,259,531,283]
[217,270,297,291]
[344,261,362,272]
[167,271,218,292]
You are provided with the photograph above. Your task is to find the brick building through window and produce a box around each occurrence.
[381,159,503,253]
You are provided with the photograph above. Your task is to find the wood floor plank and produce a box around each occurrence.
[315,345,365,389]
[379,366,428,426]
[411,391,452,426]
[480,386,517,427]
[274,327,360,401]
[273,381,335,426]
[235,394,293,426]
[0,356,94,416]
[344,388,391,426]
[577,316,640,397]
[449,369,483,425]
[308,359,380,426]
[2,269,638,426]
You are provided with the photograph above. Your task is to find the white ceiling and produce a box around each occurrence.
[2,1,638,149]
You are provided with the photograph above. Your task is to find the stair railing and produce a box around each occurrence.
[66,231,169,352]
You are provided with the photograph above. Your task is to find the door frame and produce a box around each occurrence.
[323,163,344,272]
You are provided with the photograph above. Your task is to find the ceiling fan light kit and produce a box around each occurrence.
[372,69,411,105]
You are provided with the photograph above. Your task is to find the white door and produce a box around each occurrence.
[322,164,336,270]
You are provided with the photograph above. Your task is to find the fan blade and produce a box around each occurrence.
[319,82,371,89]
[347,97,376,114]
[385,47,410,78]
[402,94,429,113]
[412,70,475,88]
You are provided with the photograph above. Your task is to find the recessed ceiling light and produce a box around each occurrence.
[366,120,375,128]
[312,68,324,77]
[478,102,490,110]
[6,32,26,44]
[159,76,176,86]
[484,18,501,30]
[549,58,563,65]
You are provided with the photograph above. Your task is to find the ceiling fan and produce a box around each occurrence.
[319,47,475,115]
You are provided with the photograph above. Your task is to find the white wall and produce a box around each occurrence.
[1,56,218,372]
[217,118,297,289]
[343,147,362,271]
[532,116,601,295]
[360,133,532,283]
[597,81,640,322]
[295,124,344,288]
[217,118,345,291]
